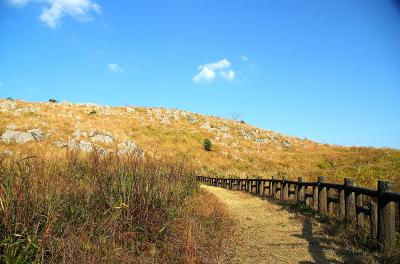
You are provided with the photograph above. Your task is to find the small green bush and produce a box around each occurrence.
[49,98,57,103]
[89,110,97,115]
[203,138,212,151]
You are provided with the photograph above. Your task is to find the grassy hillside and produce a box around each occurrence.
[1,98,399,190]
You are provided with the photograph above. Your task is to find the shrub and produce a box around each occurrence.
[203,138,212,151]
[49,98,57,103]
[89,110,97,115]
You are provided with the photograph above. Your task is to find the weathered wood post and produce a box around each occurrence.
[282,177,289,201]
[271,176,276,198]
[256,179,261,196]
[377,180,396,256]
[356,193,364,226]
[370,200,378,240]
[327,188,334,215]
[318,176,327,215]
[296,177,305,205]
[312,185,318,210]
[339,187,345,220]
[345,178,356,223]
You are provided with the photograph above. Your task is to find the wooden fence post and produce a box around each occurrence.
[282,178,289,201]
[345,178,356,223]
[296,177,304,205]
[339,188,345,220]
[356,193,364,226]
[271,176,276,198]
[377,180,396,256]
[327,188,334,215]
[370,200,378,240]
[257,179,261,196]
[312,186,318,210]
[318,176,327,215]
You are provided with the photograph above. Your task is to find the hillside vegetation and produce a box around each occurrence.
[1,98,399,190]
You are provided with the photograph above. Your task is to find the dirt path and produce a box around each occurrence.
[201,185,361,264]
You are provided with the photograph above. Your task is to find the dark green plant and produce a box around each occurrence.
[203,139,212,151]
[89,110,97,115]
[48,98,57,103]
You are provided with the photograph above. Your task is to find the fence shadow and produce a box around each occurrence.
[259,196,365,264]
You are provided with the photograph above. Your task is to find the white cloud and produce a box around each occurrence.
[107,63,124,73]
[39,0,102,28]
[8,0,102,28]
[193,59,235,83]
[220,69,235,81]
[6,0,30,7]
[241,55,248,61]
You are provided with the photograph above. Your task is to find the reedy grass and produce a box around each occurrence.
[0,151,197,263]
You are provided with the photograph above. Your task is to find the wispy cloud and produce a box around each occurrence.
[193,59,235,83]
[7,0,101,29]
[241,55,248,61]
[6,0,29,7]
[107,63,124,73]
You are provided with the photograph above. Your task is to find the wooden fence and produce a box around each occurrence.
[196,175,400,257]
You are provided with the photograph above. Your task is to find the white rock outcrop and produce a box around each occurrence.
[117,140,144,157]
[1,128,45,144]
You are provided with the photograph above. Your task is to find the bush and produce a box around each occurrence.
[203,138,212,151]
[49,98,57,103]
[89,110,97,115]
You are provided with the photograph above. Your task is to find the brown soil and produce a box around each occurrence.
[201,185,364,264]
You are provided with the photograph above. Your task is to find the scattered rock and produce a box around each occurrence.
[14,106,40,115]
[118,140,144,157]
[1,129,34,144]
[126,107,136,113]
[1,128,46,144]
[6,124,17,130]
[28,129,45,141]
[0,101,17,111]
[217,126,230,132]
[254,138,265,144]
[281,139,292,149]
[160,116,170,125]
[187,116,198,123]
[90,132,114,144]
[72,129,87,139]
[200,122,211,130]
[242,131,252,140]
[1,150,14,157]
[53,140,67,148]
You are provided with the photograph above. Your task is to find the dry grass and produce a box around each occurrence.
[159,191,234,263]
[1,98,399,191]
[0,151,199,263]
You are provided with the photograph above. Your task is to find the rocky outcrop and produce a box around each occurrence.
[1,128,45,144]
[0,101,17,112]
[91,133,114,144]
[118,140,144,157]
[14,106,40,115]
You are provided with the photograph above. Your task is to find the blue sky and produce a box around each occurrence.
[1,0,399,148]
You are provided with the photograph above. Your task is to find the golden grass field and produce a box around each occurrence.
[1,98,399,190]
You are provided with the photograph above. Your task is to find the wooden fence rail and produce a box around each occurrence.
[196,175,400,257]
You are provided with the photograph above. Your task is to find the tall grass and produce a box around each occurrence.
[0,151,197,263]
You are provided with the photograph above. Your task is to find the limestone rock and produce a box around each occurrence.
[14,106,40,115]
[0,101,17,111]
[1,129,34,144]
[27,129,45,141]
[118,140,144,157]
[91,133,114,144]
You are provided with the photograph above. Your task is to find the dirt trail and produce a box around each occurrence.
[201,185,360,264]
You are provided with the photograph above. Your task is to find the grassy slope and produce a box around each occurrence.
[1,98,399,190]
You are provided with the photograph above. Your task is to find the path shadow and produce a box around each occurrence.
[239,190,365,264]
